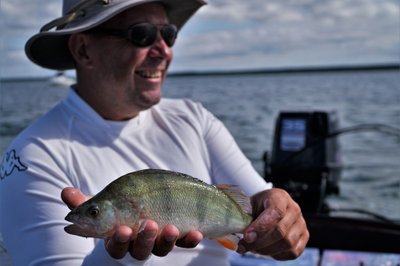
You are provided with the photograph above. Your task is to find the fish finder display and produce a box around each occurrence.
[280,119,306,151]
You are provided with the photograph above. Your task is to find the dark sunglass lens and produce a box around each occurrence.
[129,24,157,47]
[161,24,178,47]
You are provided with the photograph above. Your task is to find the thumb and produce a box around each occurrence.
[243,207,282,243]
[61,187,90,209]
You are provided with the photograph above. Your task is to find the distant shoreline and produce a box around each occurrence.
[1,63,398,82]
[168,63,399,77]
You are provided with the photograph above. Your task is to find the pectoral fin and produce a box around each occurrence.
[215,234,240,250]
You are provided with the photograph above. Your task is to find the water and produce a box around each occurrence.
[164,71,400,221]
[1,70,400,265]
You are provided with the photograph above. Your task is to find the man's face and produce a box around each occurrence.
[86,3,173,118]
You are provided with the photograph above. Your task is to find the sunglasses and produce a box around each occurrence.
[88,22,178,47]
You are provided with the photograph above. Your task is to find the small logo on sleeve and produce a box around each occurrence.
[0,149,28,180]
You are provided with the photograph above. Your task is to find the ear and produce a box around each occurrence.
[68,33,94,68]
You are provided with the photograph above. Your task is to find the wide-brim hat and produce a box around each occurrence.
[25,0,206,70]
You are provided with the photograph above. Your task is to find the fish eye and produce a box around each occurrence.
[87,205,100,218]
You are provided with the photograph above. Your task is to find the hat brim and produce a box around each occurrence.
[26,0,206,70]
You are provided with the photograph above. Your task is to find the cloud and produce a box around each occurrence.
[172,0,399,71]
[1,0,399,77]
[1,1,60,30]
[1,1,62,77]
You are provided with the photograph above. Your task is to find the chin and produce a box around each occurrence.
[138,92,162,110]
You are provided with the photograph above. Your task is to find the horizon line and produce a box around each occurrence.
[168,63,399,77]
[1,63,398,82]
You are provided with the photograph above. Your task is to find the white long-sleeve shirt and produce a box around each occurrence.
[0,88,271,266]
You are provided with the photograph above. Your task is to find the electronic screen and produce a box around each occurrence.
[280,119,306,151]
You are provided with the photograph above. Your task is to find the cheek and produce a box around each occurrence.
[96,211,117,236]
[167,48,173,63]
[95,44,142,77]
[116,52,147,81]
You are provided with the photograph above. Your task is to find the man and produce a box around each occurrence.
[0,0,309,265]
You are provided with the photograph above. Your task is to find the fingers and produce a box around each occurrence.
[61,187,90,209]
[250,214,308,259]
[106,221,160,261]
[176,230,203,248]
[105,225,133,259]
[268,220,309,260]
[245,201,296,249]
[237,207,283,254]
[152,224,179,257]
[242,189,289,247]
[105,221,203,261]
[153,226,203,256]
[129,220,158,260]
[238,188,309,260]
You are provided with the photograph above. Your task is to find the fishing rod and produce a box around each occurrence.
[327,207,397,224]
[277,123,400,167]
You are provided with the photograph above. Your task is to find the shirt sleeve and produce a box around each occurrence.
[198,104,272,196]
[0,143,150,266]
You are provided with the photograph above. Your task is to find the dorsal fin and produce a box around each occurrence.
[216,184,252,215]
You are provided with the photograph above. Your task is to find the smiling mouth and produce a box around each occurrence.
[135,70,163,79]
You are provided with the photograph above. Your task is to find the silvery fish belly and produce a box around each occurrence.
[65,169,253,249]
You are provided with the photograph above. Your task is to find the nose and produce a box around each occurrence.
[149,32,172,59]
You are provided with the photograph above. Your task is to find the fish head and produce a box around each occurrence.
[65,199,117,238]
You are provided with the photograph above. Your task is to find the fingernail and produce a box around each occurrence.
[138,220,148,233]
[245,231,257,243]
[115,234,130,243]
[143,229,157,239]
[237,244,246,255]
[164,235,177,243]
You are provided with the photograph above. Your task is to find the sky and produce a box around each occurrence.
[1,0,399,78]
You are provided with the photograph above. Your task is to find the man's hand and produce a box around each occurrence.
[61,187,203,260]
[237,188,309,260]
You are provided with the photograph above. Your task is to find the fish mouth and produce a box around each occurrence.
[64,212,102,238]
[64,222,105,238]
[65,223,115,238]
[65,224,92,237]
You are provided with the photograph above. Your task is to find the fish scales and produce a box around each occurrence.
[65,169,253,243]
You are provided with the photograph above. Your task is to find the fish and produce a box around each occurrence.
[64,169,253,250]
